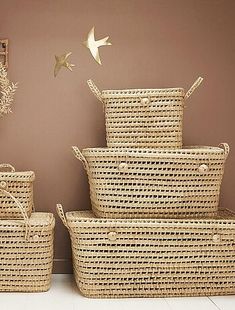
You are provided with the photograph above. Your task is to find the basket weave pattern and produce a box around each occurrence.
[0,164,35,219]
[104,90,184,148]
[57,76,234,298]
[0,212,55,292]
[87,78,203,149]
[72,144,229,219]
[57,207,235,298]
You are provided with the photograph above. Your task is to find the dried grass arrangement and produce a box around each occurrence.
[0,62,18,118]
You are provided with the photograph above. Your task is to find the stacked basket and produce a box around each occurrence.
[0,163,54,292]
[57,77,235,298]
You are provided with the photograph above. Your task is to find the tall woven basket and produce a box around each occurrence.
[72,143,229,219]
[0,211,55,292]
[87,77,203,149]
[57,205,235,298]
[0,163,35,219]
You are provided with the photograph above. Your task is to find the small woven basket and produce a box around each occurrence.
[57,205,235,298]
[72,143,229,219]
[0,163,35,219]
[87,77,203,149]
[0,211,55,292]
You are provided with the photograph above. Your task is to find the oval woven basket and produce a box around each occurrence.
[0,164,35,219]
[87,77,203,149]
[72,143,229,219]
[57,205,235,298]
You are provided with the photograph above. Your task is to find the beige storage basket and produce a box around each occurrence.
[0,211,55,292]
[72,143,229,219]
[0,163,35,219]
[57,205,235,298]
[87,77,203,149]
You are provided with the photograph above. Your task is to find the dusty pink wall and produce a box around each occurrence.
[0,0,234,273]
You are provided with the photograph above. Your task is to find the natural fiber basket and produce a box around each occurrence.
[72,143,229,219]
[0,211,55,292]
[87,77,203,149]
[0,163,35,219]
[57,205,235,298]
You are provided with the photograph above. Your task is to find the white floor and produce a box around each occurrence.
[0,274,234,310]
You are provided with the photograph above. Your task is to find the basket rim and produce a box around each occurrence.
[0,212,55,228]
[65,209,235,226]
[82,146,225,157]
[0,171,35,181]
[101,87,185,98]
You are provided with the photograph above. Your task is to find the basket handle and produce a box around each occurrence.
[88,77,203,101]
[0,164,15,172]
[185,77,203,100]
[219,143,230,159]
[72,146,89,171]
[56,204,68,228]
[72,147,98,205]
[87,79,103,103]
[0,189,30,239]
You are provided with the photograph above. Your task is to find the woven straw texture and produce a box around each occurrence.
[57,205,235,298]
[0,164,35,219]
[87,77,203,149]
[0,212,55,292]
[72,144,229,219]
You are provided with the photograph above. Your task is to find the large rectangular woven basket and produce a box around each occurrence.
[0,212,55,292]
[0,163,35,219]
[72,143,229,219]
[57,205,235,298]
[87,77,203,149]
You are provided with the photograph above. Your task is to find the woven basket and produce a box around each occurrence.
[72,143,229,219]
[0,211,55,292]
[57,205,235,298]
[0,163,35,219]
[87,77,203,149]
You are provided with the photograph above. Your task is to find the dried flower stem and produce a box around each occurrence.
[0,62,18,117]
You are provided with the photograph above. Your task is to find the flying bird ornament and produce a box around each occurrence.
[54,52,75,77]
[83,27,112,65]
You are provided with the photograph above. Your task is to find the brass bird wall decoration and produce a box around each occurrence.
[54,52,75,77]
[83,27,112,65]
